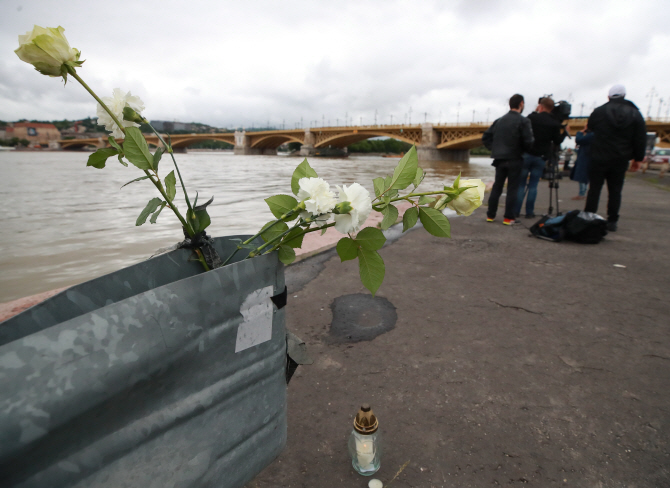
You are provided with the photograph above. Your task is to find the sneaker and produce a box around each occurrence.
[486,217,495,222]
[524,214,536,219]
[606,221,617,232]
[502,218,517,225]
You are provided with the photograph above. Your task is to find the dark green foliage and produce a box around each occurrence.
[186,140,234,150]
[470,145,492,156]
[348,138,412,154]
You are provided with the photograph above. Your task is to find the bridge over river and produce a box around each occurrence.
[58,118,670,161]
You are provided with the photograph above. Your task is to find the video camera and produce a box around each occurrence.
[538,95,572,122]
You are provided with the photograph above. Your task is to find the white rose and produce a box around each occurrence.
[334,183,372,234]
[447,178,485,216]
[15,25,83,78]
[297,177,337,217]
[96,89,146,139]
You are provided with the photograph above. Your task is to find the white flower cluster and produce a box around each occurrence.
[297,177,372,234]
[96,88,146,139]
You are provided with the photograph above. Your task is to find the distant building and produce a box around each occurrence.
[60,121,92,139]
[5,122,61,147]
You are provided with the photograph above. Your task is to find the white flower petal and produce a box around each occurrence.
[95,88,145,140]
[297,177,336,216]
[334,183,372,234]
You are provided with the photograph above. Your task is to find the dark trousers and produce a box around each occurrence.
[487,159,522,220]
[584,160,627,222]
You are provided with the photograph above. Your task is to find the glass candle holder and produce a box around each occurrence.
[348,404,382,476]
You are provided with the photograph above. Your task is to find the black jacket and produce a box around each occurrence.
[587,98,646,164]
[482,110,534,161]
[526,111,565,158]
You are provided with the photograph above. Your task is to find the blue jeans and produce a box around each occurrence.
[516,154,546,216]
[579,182,588,196]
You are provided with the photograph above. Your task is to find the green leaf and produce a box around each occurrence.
[284,226,305,249]
[278,245,296,265]
[381,204,399,230]
[190,208,211,233]
[389,145,418,190]
[373,177,385,198]
[357,248,385,296]
[153,147,163,171]
[165,170,176,201]
[265,194,299,220]
[108,136,124,154]
[453,173,461,189]
[419,207,451,238]
[336,237,359,262]
[117,155,128,167]
[413,167,424,187]
[290,158,318,195]
[260,221,289,243]
[356,227,386,251]
[123,127,154,170]
[402,207,419,232]
[86,147,118,169]
[418,195,436,205]
[121,175,150,188]
[149,202,167,224]
[136,197,163,226]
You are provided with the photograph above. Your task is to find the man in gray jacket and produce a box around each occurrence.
[482,94,535,224]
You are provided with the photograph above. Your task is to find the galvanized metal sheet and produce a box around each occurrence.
[0,237,287,488]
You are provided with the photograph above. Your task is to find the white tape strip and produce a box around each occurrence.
[235,286,274,353]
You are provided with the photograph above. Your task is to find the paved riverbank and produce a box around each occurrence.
[248,175,670,487]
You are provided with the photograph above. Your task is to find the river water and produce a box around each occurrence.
[0,150,495,303]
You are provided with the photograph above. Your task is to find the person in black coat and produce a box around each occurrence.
[570,125,594,200]
[482,94,534,224]
[515,97,565,218]
[584,84,646,231]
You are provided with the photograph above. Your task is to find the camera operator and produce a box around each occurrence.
[514,97,566,218]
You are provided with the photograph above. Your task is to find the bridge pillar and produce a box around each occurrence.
[172,147,188,154]
[299,130,316,157]
[233,130,276,155]
[418,123,470,162]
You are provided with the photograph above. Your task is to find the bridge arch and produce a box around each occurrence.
[250,134,304,149]
[437,134,485,150]
[315,130,419,148]
[170,135,235,149]
[60,140,102,150]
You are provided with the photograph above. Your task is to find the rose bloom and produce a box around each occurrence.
[96,89,146,139]
[15,25,82,77]
[447,179,485,216]
[334,183,372,234]
[297,177,337,217]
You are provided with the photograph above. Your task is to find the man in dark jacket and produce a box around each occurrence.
[584,84,646,231]
[515,97,565,218]
[482,94,534,224]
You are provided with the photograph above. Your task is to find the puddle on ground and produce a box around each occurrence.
[328,293,397,343]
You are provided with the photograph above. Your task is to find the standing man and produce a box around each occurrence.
[482,94,534,225]
[584,84,646,231]
[515,97,565,218]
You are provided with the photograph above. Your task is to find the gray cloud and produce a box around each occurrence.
[1,0,669,127]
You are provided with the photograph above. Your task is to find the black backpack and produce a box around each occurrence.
[530,210,608,244]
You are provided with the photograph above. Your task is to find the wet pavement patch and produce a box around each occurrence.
[329,294,397,343]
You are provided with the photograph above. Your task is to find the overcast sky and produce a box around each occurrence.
[1,0,669,129]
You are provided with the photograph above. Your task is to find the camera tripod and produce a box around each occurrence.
[545,142,561,216]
